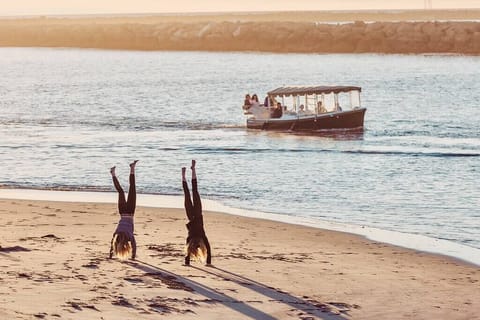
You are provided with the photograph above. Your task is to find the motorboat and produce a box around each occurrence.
[242,86,366,131]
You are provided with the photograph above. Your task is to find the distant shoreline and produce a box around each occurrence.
[2,9,480,22]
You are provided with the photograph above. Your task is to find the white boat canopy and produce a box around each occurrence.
[267,86,361,97]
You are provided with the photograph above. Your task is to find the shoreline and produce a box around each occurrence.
[0,195,479,319]
[1,188,479,267]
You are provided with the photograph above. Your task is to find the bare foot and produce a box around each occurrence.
[110,166,116,176]
[130,160,139,168]
[182,167,186,181]
[191,159,196,170]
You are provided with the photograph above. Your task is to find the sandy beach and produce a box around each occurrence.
[1,10,480,54]
[0,198,478,319]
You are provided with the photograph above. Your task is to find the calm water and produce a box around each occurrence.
[0,48,479,251]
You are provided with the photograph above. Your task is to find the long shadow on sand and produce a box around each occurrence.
[127,260,277,320]
[192,265,353,320]
[0,245,31,253]
[127,260,348,319]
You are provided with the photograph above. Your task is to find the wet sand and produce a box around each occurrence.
[1,10,480,54]
[0,198,479,319]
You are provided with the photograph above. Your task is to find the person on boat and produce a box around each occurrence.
[263,95,273,107]
[271,102,283,118]
[317,101,327,113]
[298,104,306,115]
[251,94,260,107]
[109,160,138,260]
[182,160,212,266]
[335,102,342,112]
[244,94,252,107]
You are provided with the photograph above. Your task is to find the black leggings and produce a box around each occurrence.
[113,174,136,215]
[183,178,211,264]
[183,179,201,221]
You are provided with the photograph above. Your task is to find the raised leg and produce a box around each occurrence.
[191,160,202,214]
[126,161,138,215]
[111,167,127,214]
[182,167,194,221]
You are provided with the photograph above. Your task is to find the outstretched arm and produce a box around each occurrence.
[131,236,137,260]
[204,235,212,265]
[109,235,115,259]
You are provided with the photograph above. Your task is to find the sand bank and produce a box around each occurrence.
[0,198,479,319]
[1,11,480,54]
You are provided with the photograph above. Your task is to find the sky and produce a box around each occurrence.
[1,0,480,16]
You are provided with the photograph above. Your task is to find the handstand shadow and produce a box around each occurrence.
[191,265,352,320]
[0,246,30,261]
[0,245,31,253]
[126,260,277,320]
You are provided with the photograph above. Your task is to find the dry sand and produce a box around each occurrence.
[1,10,480,54]
[0,198,479,319]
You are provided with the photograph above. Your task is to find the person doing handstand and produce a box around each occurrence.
[109,160,138,260]
[182,160,212,266]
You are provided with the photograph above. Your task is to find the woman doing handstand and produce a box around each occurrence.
[109,160,138,260]
[182,160,212,266]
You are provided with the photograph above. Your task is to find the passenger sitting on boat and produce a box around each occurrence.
[263,96,273,107]
[251,94,260,107]
[244,94,251,106]
[298,104,306,115]
[317,101,327,113]
[335,102,342,112]
[271,102,283,118]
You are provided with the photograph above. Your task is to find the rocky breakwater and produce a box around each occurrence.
[1,18,479,54]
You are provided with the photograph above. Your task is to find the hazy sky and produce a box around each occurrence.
[2,0,480,16]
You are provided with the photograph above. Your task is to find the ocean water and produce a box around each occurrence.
[0,48,479,254]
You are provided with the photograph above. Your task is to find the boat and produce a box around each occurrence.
[242,86,366,132]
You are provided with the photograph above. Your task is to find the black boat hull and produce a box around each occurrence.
[246,108,366,131]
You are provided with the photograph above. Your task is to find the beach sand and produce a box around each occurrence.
[1,10,480,54]
[0,198,478,319]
